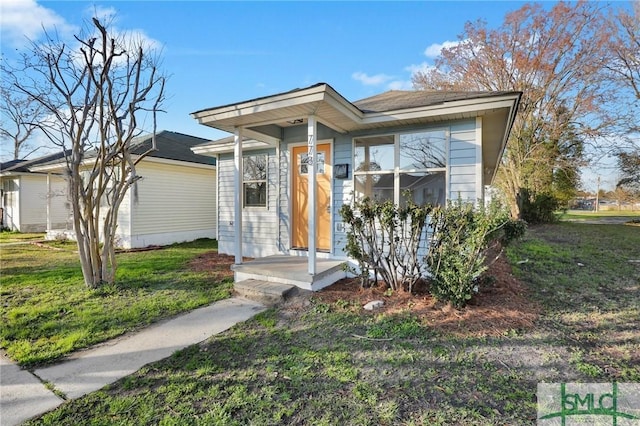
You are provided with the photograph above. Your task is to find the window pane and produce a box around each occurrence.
[399,171,446,207]
[354,135,394,172]
[399,130,446,170]
[298,152,325,174]
[354,172,394,202]
[243,155,267,180]
[244,182,266,207]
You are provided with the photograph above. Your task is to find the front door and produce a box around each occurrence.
[292,143,331,251]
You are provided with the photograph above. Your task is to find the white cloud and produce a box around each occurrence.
[405,62,435,76]
[387,80,414,90]
[352,72,394,86]
[423,40,461,59]
[0,0,77,47]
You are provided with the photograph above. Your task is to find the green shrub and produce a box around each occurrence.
[426,201,524,308]
[339,197,432,292]
[519,189,559,224]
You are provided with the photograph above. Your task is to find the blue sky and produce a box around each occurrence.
[0,1,624,190]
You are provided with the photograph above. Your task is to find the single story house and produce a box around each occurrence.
[191,83,520,290]
[1,152,70,232]
[29,130,218,249]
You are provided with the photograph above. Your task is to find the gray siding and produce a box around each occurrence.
[218,149,279,257]
[332,134,353,258]
[449,119,479,202]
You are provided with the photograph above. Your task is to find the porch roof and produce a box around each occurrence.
[191,83,521,183]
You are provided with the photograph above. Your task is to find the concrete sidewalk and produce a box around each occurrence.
[0,297,265,426]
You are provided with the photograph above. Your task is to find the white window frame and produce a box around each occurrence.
[242,153,268,208]
[352,127,449,205]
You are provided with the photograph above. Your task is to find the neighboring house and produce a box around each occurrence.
[191,83,520,290]
[0,152,70,232]
[28,131,217,249]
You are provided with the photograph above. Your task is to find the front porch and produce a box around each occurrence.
[232,255,346,292]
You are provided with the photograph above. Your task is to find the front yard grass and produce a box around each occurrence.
[0,231,46,243]
[24,222,639,425]
[0,238,232,367]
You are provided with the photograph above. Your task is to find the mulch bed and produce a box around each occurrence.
[188,250,540,338]
[314,249,540,337]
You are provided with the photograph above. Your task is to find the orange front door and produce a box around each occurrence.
[292,144,331,251]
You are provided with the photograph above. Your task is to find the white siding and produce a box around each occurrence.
[48,175,70,229]
[1,177,20,231]
[19,175,48,231]
[127,161,217,248]
[218,150,278,257]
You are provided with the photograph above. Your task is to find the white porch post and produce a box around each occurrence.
[46,173,52,232]
[307,115,317,275]
[234,128,243,265]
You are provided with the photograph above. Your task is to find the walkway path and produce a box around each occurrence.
[0,297,265,426]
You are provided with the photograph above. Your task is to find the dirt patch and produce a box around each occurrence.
[314,249,540,338]
[188,252,236,281]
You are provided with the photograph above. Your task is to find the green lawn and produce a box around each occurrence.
[560,209,640,220]
[0,239,232,367]
[0,231,46,243]
[25,223,639,425]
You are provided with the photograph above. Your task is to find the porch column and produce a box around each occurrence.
[234,127,243,265]
[46,173,52,232]
[307,115,317,275]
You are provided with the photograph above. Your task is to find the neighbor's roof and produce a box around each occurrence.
[24,131,216,172]
[0,151,69,174]
[129,130,216,166]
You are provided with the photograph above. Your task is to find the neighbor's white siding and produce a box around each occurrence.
[1,177,20,231]
[48,175,70,230]
[125,161,217,248]
[217,149,278,257]
[8,174,68,233]
[449,119,479,202]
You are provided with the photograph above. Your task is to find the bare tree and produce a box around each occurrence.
[606,2,640,103]
[4,18,166,288]
[412,1,620,218]
[0,83,47,159]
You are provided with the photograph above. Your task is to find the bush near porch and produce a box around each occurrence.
[340,198,526,307]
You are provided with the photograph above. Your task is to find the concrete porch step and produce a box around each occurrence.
[234,279,297,306]
[231,255,347,291]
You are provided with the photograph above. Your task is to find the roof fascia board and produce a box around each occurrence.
[489,93,522,183]
[360,96,518,125]
[192,85,330,122]
[191,139,274,155]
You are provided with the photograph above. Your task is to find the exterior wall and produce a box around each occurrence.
[449,119,480,202]
[1,174,68,232]
[217,149,278,257]
[1,177,20,231]
[217,118,484,260]
[48,176,70,230]
[125,161,217,249]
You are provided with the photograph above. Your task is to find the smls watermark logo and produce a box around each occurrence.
[538,383,640,425]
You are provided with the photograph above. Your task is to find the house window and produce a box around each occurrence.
[354,129,447,206]
[243,154,267,207]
